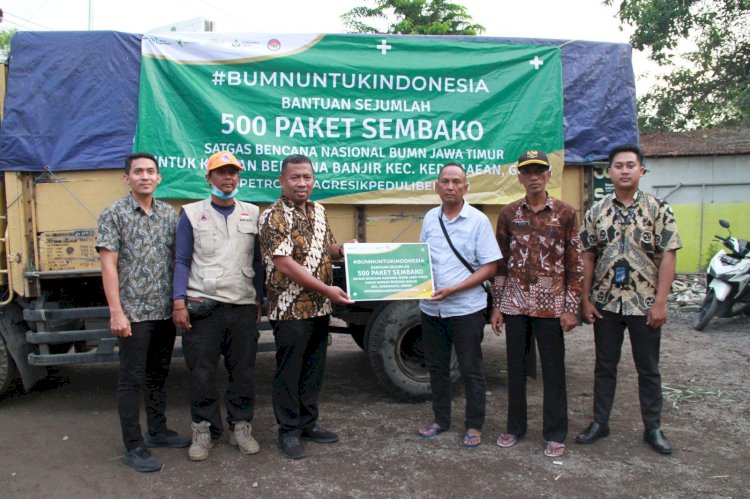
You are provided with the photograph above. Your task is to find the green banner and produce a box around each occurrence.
[344,243,433,301]
[136,34,563,204]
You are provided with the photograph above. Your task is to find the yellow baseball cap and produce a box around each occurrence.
[207,151,243,172]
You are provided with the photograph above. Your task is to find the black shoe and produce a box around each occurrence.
[122,446,162,472]
[575,422,610,444]
[145,429,192,449]
[278,434,306,459]
[644,429,672,455]
[301,425,339,444]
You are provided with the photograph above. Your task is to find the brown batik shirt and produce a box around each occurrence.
[580,190,682,315]
[259,195,336,321]
[493,194,584,318]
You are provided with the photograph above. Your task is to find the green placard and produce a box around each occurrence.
[344,243,433,301]
[136,33,563,204]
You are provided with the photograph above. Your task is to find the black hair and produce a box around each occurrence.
[281,154,313,175]
[125,152,158,173]
[608,144,644,167]
[438,163,466,178]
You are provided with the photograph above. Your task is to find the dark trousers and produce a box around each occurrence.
[183,304,259,439]
[271,315,330,436]
[117,319,176,451]
[504,315,568,443]
[421,310,487,431]
[593,310,663,431]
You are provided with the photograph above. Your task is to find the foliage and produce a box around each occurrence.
[606,0,750,131]
[702,242,719,273]
[0,28,17,56]
[342,0,484,35]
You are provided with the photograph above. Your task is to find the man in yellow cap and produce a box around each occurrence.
[172,151,264,461]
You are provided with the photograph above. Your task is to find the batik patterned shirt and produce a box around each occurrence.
[259,195,336,321]
[493,195,583,318]
[96,194,178,322]
[580,190,682,316]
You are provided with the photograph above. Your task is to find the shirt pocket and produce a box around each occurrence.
[290,227,309,257]
[544,224,566,256]
[195,227,217,254]
[241,266,255,293]
[634,218,656,254]
[199,267,223,295]
[237,221,258,254]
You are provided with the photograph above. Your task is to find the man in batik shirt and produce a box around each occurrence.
[98,152,189,472]
[259,154,355,460]
[492,150,583,458]
[576,144,681,455]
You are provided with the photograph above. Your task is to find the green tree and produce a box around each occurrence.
[607,0,750,131]
[342,0,484,35]
[0,29,17,58]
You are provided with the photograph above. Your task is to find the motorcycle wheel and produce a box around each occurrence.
[693,289,720,331]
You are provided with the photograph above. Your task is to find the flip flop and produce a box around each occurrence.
[496,433,518,448]
[544,441,566,457]
[463,431,482,448]
[417,423,445,438]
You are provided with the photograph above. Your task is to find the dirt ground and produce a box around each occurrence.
[0,305,748,499]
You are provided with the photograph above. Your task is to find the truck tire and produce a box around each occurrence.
[349,325,366,350]
[366,301,458,400]
[0,336,18,396]
[0,303,47,394]
[693,289,719,331]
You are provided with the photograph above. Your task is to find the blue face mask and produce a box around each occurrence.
[210,185,238,200]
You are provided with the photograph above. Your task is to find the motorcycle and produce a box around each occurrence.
[693,219,750,331]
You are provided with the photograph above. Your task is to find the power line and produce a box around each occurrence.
[4,10,54,30]
[2,19,43,31]
[27,0,51,21]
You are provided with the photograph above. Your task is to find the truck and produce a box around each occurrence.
[0,31,638,399]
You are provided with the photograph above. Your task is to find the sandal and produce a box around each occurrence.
[417,422,445,438]
[496,433,518,448]
[463,430,481,448]
[544,441,566,457]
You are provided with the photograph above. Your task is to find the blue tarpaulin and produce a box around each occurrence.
[0,31,637,172]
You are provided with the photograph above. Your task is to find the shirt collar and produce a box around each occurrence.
[520,192,553,211]
[280,194,313,213]
[612,189,643,209]
[440,200,471,220]
[126,193,158,213]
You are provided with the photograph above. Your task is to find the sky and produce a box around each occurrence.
[0,0,656,94]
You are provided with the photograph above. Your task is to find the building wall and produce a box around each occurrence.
[640,155,750,273]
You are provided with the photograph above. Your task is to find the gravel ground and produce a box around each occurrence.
[0,304,748,498]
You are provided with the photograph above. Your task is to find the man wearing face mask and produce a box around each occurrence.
[173,150,264,462]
